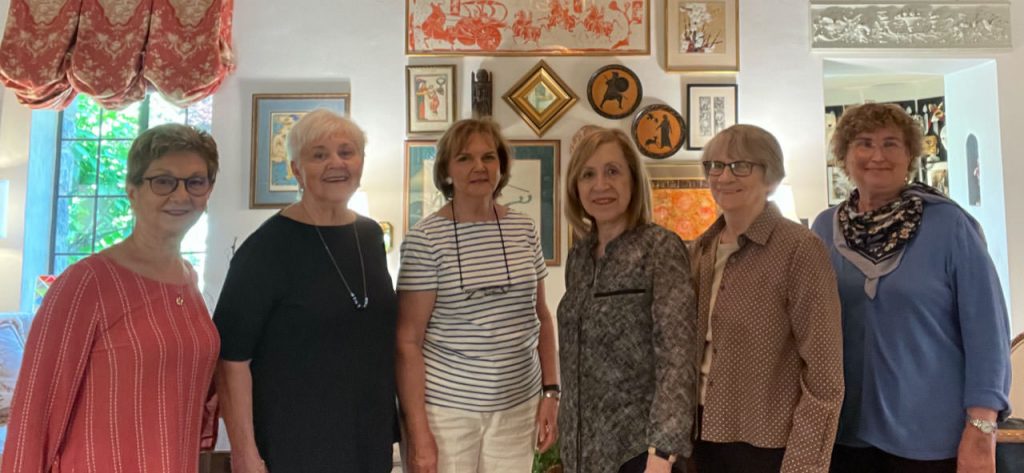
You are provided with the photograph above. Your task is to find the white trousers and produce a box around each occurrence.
[424,397,538,473]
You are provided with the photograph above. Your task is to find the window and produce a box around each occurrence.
[51,93,213,280]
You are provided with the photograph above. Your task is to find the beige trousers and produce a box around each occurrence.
[424,396,538,473]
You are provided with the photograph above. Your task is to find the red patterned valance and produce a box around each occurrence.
[0,0,235,110]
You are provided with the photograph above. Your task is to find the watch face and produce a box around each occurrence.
[972,419,997,434]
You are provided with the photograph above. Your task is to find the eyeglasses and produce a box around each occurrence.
[701,160,761,177]
[453,201,512,300]
[143,175,213,196]
[850,138,906,156]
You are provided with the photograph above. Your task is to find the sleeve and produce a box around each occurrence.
[646,230,698,458]
[397,226,440,292]
[212,229,281,362]
[1,264,101,473]
[952,214,1011,418]
[781,234,845,473]
[199,382,218,451]
[530,219,548,281]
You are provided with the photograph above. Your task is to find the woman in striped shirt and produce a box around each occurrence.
[397,119,560,473]
[2,124,221,473]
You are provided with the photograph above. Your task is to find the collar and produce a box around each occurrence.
[698,201,783,249]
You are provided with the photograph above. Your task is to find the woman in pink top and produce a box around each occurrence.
[2,124,220,473]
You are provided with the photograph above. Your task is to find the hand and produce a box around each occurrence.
[407,429,439,473]
[957,424,996,473]
[535,396,559,452]
[644,453,673,473]
[230,450,268,473]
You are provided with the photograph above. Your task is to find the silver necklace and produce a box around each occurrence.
[313,221,370,310]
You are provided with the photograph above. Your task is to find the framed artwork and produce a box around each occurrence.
[664,0,739,71]
[504,61,577,137]
[403,139,562,265]
[827,164,852,206]
[586,64,643,119]
[407,65,457,134]
[632,104,686,159]
[686,84,737,150]
[646,164,718,242]
[406,0,650,56]
[250,93,349,209]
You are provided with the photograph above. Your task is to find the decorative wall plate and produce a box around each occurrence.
[503,60,577,137]
[586,64,643,119]
[631,104,686,159]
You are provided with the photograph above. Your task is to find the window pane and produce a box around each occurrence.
[182,252,206,292]
[53,254,89,276]
[61,96,101,139]
[98,140,132,196]
[101,101,142,139]
[149,93,187,126]
[58,140,99,196]
[181,213,208,253]
[186,97,213,132]
[54,196,96,253]
[94,197,133,252]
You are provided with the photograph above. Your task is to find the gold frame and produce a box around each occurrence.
[503,60,577,137]
[663,0,740,72]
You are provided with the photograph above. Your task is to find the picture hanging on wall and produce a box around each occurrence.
[664,0,739,71]
[916,96,948,196]
[403,139,562,265]
[406,0,650,55]
[646,164,718,242]
[686,84,737,150]
[249,93,349,209]
[632,104,686,159]
[586,64,643,119]
[504,60,577,137]
[407,65,457,134]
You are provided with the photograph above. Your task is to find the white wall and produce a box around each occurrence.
[0,88,30,311]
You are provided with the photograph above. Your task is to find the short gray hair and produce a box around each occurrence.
[701,124,786,190]
[286,109,366,163]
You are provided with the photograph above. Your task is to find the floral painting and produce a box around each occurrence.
[407,0,649,55]
[664,0,737,71]
[678,2,725,54]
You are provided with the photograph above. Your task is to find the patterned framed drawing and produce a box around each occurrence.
[686,84,737,150]
[504,61,577,137]
[404,139,562,265]
[646,163,718,242]
[664,0,739,71]
[406,0,650,55]
[587,64,643,119]
[407,65,457,134]
[632,104,686,159]
[250,93,349,209]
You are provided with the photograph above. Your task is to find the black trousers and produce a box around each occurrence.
[692,439,786,473]
[829,444,957,473]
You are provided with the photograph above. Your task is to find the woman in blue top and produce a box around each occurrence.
[813,103,1010,473]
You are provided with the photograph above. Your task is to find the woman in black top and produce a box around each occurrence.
[213,109,397,472]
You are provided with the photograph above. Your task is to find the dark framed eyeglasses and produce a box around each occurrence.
[701,160,761,177]
[143,175,213,196]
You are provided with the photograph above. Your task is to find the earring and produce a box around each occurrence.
[444,176,453,184]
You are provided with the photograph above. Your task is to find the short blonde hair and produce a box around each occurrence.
[701,124,786,190]
[565,127,651,236]
[433,119,512,199]
[286,109,366,163]
[831,103,922,179]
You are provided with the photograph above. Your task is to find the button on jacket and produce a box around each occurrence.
[693,203,844,472]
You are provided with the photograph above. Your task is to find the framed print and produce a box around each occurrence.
[664,0,739,71]
[587,64,643,119]
[403,139,561,265]
[827,164,852,206]
[632,104,686,159]
[686,84,737,150]
[503,61,577,137]
[250,93,349,209]
[646,164,718,242]
[407,65,457,134]
[406,0,650,56]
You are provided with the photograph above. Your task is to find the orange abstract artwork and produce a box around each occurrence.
[650,181,718,241]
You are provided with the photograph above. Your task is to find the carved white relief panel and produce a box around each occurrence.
[810,3,1012,49]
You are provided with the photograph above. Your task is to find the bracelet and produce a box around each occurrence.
[648,446,677,464]
[542,390,561,401]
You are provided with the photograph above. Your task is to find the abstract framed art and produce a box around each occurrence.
[403,139,562,265]
[686,84,737,150]
[646,163,718,242]
[406,65,457,134]
[249,93,349,209]
[504,61,577,137]
[406,0,650,55]
[664,0,739,71]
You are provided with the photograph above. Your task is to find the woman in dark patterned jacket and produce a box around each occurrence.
[557,127,698,473]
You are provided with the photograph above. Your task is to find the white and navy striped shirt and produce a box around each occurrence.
[398,209,547,412]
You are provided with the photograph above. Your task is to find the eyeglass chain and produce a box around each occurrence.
[306,203,369,310]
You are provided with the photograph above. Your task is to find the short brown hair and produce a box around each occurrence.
[701,124,786,189]
[433,119,512,199]
[831,103,922,178]
[565,127,651,236]
[127,124,219,186]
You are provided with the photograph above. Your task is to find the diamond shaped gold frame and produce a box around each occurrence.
[503,60,577,137]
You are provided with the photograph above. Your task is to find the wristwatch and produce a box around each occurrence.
[968,417,998,435]
[648,446,678,464]
[542,384,561,401]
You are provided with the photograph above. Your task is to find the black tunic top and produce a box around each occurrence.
[214,213,398,472]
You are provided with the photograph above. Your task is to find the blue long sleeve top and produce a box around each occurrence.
[812,201,1010,460]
